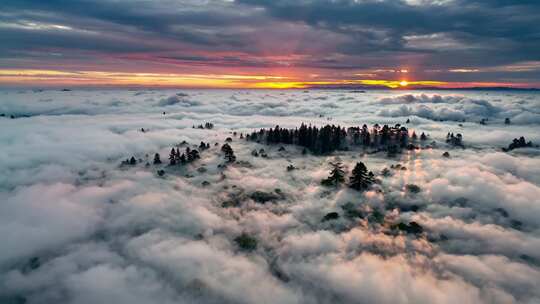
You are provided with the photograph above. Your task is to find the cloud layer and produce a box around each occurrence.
[1,89,540,303]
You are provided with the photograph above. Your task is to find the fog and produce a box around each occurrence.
[1,89,539,303]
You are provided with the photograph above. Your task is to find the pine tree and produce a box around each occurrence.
[380,125,390,145]
[153,153,162,165]
[221,143,236,163]
[319,125,332,154]
[348,162,374,191]
[267,128,274,144]
[169,148,177,165]
[361,124,370,146]
[399,127,409,147]
[321,162,345,186]
[129,156,137,165]
[188,149,200,161]
[298,123,307,147]
[175,148,181,162]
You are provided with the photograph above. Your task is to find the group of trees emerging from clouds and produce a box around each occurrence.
[168,142,211,166]
[121,141,211,169]
[446,132,464,147]
[246,123,430,155]
[503,136,534,152]
[193,122,214,130]
[322,161,375,191]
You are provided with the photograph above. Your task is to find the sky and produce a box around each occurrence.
[1,0,540,89]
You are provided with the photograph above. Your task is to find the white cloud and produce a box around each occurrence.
[0,89,539,303]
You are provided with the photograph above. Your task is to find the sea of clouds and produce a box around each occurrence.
[1,89,539,304]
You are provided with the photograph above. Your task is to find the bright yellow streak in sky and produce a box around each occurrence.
[0,69,449,88]
[0,69,291,88]
[254,79,446,89]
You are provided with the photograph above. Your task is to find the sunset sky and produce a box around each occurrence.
[1,0,540,88]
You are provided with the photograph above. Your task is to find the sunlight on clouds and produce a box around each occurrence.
[449,69,481,73]
[358,79,446,88]
[0,69,533,89]
[0,21,73,31]
[0,69,290,88]
[0,69,444,89]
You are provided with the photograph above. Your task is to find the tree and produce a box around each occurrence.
[380,125,390,145]
[169,148,177,165]
[234,233,257,251]
[221,143,236,163]
[504,136,533,151]
[448,133,463,147]
[179,153,187,164]
[321,162,345,186]
[153,153,162,164]
[129,156,137,165]
[188,149,200,161]
[185,149,199,162]
[348,162,374,191]
[175,148,181,162]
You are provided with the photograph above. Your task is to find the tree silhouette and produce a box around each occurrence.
[153,153,162,165]
[504,136,533,151]
[242,123,465,157]
[169,148,177,165]
[321,162,345,186]
[221,143,236,163]
[179,153,187,164]
[187,149,200,162]
[348,162,374,191]
[175,148,181,162]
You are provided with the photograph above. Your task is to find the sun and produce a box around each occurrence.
[400,80,409,87]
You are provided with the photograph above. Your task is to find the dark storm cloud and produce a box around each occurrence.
[0,0,268,61]
[238,0,540,41]
[238,0,540,59]
[0,0,539,84]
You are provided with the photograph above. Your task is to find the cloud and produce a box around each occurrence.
[1,0,539,84]
[1,89,539,303]
[376,93,540,124]
[156,95,201,107]
[0,182,104,265]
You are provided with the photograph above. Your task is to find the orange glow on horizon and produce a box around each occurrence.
[0,69,536,89]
